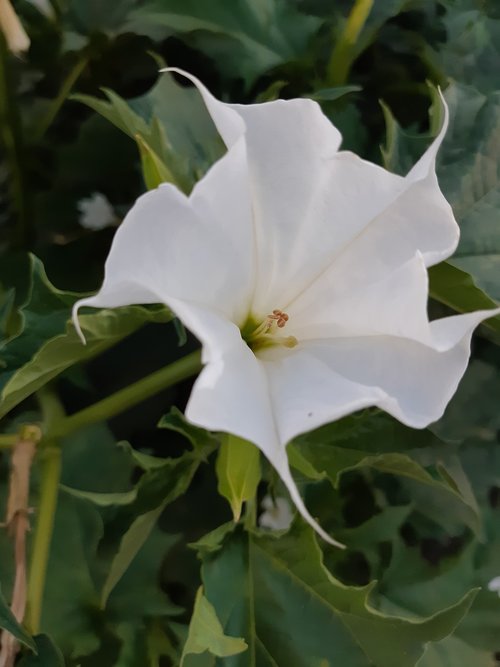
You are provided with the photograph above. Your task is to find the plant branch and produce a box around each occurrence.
[327,0,374,86]
[25,441,61,635]
[51,349,202,439]
[32,54,88,142]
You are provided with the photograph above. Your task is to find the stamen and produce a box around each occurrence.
[243,309,296,351]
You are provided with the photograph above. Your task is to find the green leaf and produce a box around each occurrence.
[380,96,438,176]
[0,255,171,419]
[308,85,362,102]
[74,69,225,194]
[292,413,482,535]
[417,635,495,667]
[437,3,500,94]
[135,133,177,190]
[0,584,36,651]
[100,504,166,607]
[180,587,247,666]
[101,433,216,607]
[41,492,103,658]
[68,0,136,34]
[437,83,500,304]
[429,262,500,338]
[216,435,261,522]
[198,523,476,667]
[158,407,220,454]
[105,525,181,620]
[124,0,322,87]
[17,635,64,666]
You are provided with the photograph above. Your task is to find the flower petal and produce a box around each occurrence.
[289,252,432,344]
[185,327,344,547]
[73,138,255,336]
[164,70,457,317]
[281,307,500,434]
[260,346,385,447]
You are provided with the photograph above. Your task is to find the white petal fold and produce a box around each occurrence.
[289,252,431,344]
[264,306,500,440]
[164,69,458,318]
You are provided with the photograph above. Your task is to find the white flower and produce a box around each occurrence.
[259,495,294,531]
[487,577,500,595]
[77,193,116,231]
[0,0,30,54]
[73,69,500,546]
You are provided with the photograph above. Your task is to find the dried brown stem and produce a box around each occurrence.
[0,425,40,667]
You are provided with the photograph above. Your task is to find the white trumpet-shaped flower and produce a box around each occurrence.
[73,70,500,546]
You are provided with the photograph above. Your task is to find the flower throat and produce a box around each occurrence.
[242,309,298,351]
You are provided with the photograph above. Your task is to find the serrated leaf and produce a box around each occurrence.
[198,523,476,667]
[101,438,216,607]
[0,255,171,418]
[292,413,482,534]
[74,69,225,194]
[124,0,322,88]
[216,435,261,522]
[158,407,220,454]
[0,585,36,651]
[181,587,247,666]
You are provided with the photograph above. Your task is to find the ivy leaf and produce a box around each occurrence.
[197,523,476,667]
[181,587,247,666]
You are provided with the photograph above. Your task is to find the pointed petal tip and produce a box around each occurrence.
[71,300,88,345]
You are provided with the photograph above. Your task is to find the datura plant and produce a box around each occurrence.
[74,69,500,546]
[2,4,500,663]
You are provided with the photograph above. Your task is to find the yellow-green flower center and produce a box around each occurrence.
[241,309,298,352]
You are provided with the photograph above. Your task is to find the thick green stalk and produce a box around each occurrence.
[0,433,17,448]
[51,350,202,439]
[25,388,65,634]
[327,0,374,86]
[25,442,61,634]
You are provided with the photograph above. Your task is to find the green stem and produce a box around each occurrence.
[32,54,88,142]
[0,433,17,448]
[26,442,61,634]
[0,31,31,248]
[51,350,202,439]
[326,0,374,86]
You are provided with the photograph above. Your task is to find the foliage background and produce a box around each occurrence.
[1,0,500,665]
